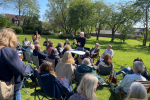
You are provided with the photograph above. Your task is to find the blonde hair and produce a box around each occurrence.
[61,51,74,64]
[82,58,91,66]
[125,82,147,100]
[64,44,71,51]
[77,73,98,100]
[0,28,17,49]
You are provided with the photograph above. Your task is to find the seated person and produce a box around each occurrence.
[76,51,92,65]
[62,44,71,55]
[55,42,64,56]
[116,58,150,80]
[43,37,51,47]
[23,37,31,48]
[33,44,48,66]
[46,41,54,55]
[64,38,70,46]
[48,48,60,67]
[96,54,113,69]
[38,61,69,89]
[34,40,40,46]
[69,73,98,100]
[96,44,113,65]
[111,61,146,94]
[125,82,147,100]
[26,45,35,61]
[71,39,77,49]
[76,58,100,79]
[90,43,100,58]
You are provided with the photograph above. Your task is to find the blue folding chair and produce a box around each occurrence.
[34,70,70,100]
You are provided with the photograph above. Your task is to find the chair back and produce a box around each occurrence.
[34,70,68,98]
[24,51,32,63]
[73,69,86,83]
[32,55,39,66]
[43,50,48,55]
[55,61,73,85]
[46,58,55,70]
[98,65,113,76]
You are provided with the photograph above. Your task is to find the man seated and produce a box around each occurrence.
[96,44,113,65]
[76,51,92,65]
[34,40,40,47]
[76,58,100,79]
[90,43,100,58]
[111,61,146,94]
[23,37,31,48]
[43,37,51,47]
[33,44,48,66]
[64,38,70,46]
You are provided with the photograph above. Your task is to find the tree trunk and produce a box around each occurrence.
[96,24,101,40]
[143,7,148,46]
[111,29,115,42]
[74,29,76,36]
[18,0,21,27]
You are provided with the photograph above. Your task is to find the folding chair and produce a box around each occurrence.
[97,64,113,83]
[92,54,100,63]
[32,55,39,68]
[43,50,48,55]
[34,70,69,100]
[46,58,55,69]
[24,51,33,64]
[119,80,150,100]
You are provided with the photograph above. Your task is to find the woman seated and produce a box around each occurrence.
[38,61,69,89]
[23,37,31,47]
[55,42,64,56]
[125,82,147,100]
[46,41,54,55]
[64,38,70,46]
[48,48,60,66]
[116,58,150,80]
[62,44,71,55]
[96,53,113,69]
[71,39,77,49]
[69,73,98,100]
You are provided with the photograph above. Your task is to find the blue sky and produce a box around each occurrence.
[0,0,142,27]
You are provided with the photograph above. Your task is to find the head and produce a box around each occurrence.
[17,36,19,41]
[103,53,112,66]
[82,58,91,66]
[35,31,38,35]
[77,73,98,100]
[66,39,69,43]
[125,82,147,100]
[46,37,49,42]
[46,41,54,50]
[35,44,41,51]
[73,39,76,43]
[50,48,58,56]
[38,61,56,77]
[64,44,71,51]
[80,32,84,37]
[58,42,63,48]
[133,61,145,74]
[85,50,90,57]
[29,45,35,50]
[25,37,28,41]
[0,28,17,49]
[34,40,39,45]
[61,51,73,63]
[95,43,99,48]
[107,44,112,50]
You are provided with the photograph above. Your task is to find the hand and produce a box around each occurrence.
[78,43,80,45]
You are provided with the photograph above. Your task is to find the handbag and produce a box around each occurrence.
[0,46,15,100]
[109,71,117,84]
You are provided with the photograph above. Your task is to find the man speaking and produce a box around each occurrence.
[77,32,86,51]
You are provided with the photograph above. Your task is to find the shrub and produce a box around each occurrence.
[10,26,23,34]
[42,31,53,35]
[58,34,73,39]
[24,30,34,34]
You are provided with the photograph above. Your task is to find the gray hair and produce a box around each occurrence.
[133,61,145,73]
[80,32,84,35]
[108,44,112,48]
[82,58,91,66]
[96,43,99,46]
[34,40,39,44]
[29,45,35,50]
[125,82,147,100]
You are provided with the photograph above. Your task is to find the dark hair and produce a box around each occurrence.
[46,41,54,50]
[34,31,38,35]
[85,51,90,57]
[134,58,143,62]
[46,37,48,39]
[103,54,112,66]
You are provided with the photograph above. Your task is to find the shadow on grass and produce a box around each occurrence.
[108,88,120,100]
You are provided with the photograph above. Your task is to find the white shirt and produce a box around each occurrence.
[101,49,114,57]
[119,73,146,93]
[91,48,97,54]
[24,41,30,46]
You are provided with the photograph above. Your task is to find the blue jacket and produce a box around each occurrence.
[33,49,48,65]
[64,42,70,46]
[76,64,101,79]
[0,47,34,92]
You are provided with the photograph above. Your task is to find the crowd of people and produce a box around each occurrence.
[0,28,149,100]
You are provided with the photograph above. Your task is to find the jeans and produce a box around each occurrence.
[13,90,21,100]
[116,67,130,75]
[77,47,84,51]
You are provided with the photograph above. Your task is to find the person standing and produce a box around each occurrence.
[77,32,86,51]
[32,31,41,42]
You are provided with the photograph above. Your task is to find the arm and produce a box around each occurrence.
[43,41,47,46]
[93,48,100,56]
[80,38,86,47]
[101,50,106,57]
[110,50,114,57]
[39,51,48,59]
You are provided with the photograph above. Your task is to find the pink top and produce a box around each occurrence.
[47,47,53,55]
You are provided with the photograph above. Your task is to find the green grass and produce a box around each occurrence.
[18,35,150,100]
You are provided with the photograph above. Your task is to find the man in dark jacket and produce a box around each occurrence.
[90,43,100,58]
[43,37,51,47]
[77,32,86,51]
[33,44,48,65]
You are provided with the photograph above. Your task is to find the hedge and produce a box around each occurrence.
[10,26,23,34]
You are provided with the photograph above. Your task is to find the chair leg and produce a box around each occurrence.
[119,88,123,100]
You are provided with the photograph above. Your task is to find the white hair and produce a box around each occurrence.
[77,73,98,100]
[29,45,35,50]
[82,58,91,66]
[80,32,84,35]
[96,43,99,46]
[134,61,145,73]
[125,82,147,100]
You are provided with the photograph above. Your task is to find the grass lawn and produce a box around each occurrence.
[18,35,150,100]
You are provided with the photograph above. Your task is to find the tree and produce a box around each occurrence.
[94,0,111,40]
[107,2,142,42]
[0,14,12,29]
[134,0,150,46]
